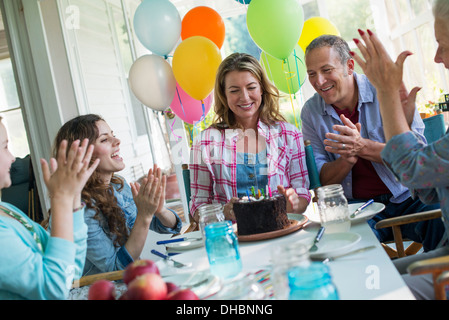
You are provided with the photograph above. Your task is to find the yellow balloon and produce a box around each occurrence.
[298,17,340,52]
[172,36,222,101]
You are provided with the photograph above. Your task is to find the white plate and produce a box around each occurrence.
[305,202,385,224]
[165,231,204,252]
[164,271,220,299]
[349,202,385,224]
[302,232,362,259]
[287,213,309,222]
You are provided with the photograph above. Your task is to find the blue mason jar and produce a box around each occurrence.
[205,221,242,280]
[287,262,339,300]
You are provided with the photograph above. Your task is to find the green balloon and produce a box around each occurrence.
[261,45,306,94]
[247,0,304,60]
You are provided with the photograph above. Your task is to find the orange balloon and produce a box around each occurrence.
[181,6,225,49]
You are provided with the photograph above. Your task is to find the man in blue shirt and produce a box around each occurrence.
[300,35,444,251]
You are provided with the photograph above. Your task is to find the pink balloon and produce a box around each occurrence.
[170,83,212,124]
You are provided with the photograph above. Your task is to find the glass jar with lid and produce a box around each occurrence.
[316,184,350,233]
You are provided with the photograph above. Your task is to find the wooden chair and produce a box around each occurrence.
[375,209,442,259]
[72,270,124,288]
[407,254,449,300]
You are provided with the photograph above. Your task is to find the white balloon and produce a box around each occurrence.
[128,55,176,111]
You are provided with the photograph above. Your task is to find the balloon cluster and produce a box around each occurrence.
[247,0,339,96]
[129,0,224,124]
[129,0,340,125]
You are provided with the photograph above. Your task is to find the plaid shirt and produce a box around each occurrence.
[189,120,311,214]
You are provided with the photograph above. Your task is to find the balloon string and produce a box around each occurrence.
[293,50,305,87]
[175,86,186,117]
[282,59,299,128]
[200,99,206,123]
[166,111,182,141]
[193,99,206,127]
[262,52,275,83]
[190,99,206,145]
[293,49,303,128]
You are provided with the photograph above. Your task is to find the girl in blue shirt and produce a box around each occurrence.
[0,117,99,299]
[53,114,182,276]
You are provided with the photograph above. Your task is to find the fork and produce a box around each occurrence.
[150,249,191,268]
[309,226,325,252]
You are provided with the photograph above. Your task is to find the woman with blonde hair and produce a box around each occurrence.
[189,52,310,222]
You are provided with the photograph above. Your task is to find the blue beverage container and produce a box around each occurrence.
[205,221,242,280]
[288,262,339,300]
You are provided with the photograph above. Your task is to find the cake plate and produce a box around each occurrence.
[237,214,309,242]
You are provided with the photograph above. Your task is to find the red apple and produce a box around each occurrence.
[165,282,180,294]
[167,288,199,300]
[123,259,159,285]
[88,280,116,300]
[126,273,168,300]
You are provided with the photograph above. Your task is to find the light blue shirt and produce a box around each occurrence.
[300,72,427,203]
[0,202,87,300]
[82,179,182,276]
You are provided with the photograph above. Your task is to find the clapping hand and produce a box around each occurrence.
[350,29,418,137]
[324,114,362,164]
[130,165,163,221]
[41,138,99,206]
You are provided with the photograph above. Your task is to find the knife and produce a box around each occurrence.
[350,199,374,218]
[156,237,202,245]
[320,245,376,263]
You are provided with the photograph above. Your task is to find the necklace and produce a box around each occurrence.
[0,206,44,253]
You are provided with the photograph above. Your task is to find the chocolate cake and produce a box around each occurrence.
[233,194,289,235]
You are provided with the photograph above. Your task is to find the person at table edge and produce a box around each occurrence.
[300,34,444,251]
[351,0,449,300]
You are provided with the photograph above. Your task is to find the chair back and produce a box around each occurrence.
[182,164,191,215]
[423,114,446,144]
[304,140,322,190]
[1,155,43,222]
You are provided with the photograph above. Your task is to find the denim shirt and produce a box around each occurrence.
[300,72,426,203]
[236,149,269,198]
[82,179,182,276]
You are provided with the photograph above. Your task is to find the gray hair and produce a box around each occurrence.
[305,35,352,65]
[433,0,449,22]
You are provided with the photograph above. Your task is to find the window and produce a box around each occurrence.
[384,0,448,111]
[0,57,30,158]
